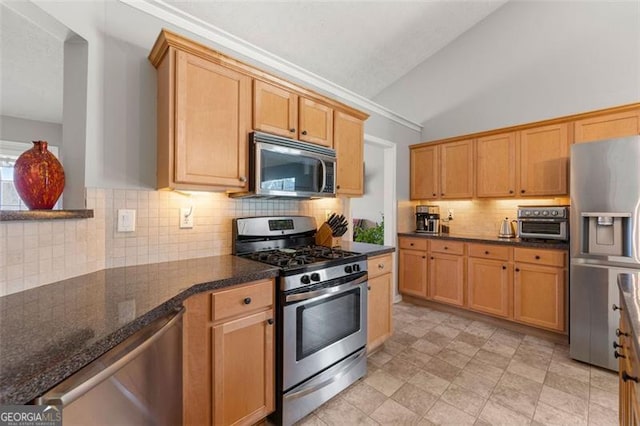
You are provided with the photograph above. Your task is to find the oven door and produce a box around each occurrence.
[282,273,367,391]
[518,219,568,240]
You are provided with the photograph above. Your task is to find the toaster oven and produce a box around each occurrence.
[517,205,569,241]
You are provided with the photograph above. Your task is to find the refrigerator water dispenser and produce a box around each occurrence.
[582,212,630,256]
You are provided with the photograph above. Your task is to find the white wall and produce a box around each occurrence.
[0,116,62,150]
[374,0,640,141]
[351,143,385,224]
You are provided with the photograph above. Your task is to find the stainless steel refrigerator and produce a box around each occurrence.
[570,135,640,371]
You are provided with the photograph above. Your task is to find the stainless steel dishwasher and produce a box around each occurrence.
[35,308,184,425]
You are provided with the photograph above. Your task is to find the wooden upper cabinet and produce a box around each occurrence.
[334,111,364,196]
[173,50,251,189]
[518,123,569,196]
[299,98,333,147]
[440,139,474,199]
[410,145,439,200]
[574,108,640,144]
[476,133,517,197]
[253,80,298,138]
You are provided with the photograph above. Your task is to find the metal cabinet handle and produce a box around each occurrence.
[243,297,252,305]
[422,256,426,259]
[509,190,514,194]
[502,265,507,270]
[267,318,274,325]
[614,351,626,359]
[430,256,434,260]
[432,193,436,197]
[535,255,541,260]
[613,304,622,311]
[484,251,489,255]
[441,193,445,196]
[239,176,247,183]
[515,268,520,272]
[613,342,623,349]
[410,243,414,246]
[444,246,448,250]
[521,189,526,194]
[301,130,308,135]
[289,128,296,133]
[623,371,639,383]
[367,286,372,290]
[378,264,384,269]
[617,328,629,337]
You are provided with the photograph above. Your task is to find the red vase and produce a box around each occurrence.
[13,141,65,210]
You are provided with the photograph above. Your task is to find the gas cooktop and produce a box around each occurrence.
[240,245,360,269]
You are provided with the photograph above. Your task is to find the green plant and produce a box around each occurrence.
[354,216,384,245]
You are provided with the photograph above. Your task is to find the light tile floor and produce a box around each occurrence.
[297,302,618,425]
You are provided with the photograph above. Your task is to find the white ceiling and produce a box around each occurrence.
[0,3,64,124]
[164,0,508,98]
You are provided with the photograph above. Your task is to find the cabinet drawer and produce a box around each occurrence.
[468,243,511,261]
[514,248,566,267]
[399,237,428,251]
[212,279,274,322]
[430,240,465,255]
[368,254,393,279]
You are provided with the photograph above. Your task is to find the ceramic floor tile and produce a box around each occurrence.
[445,339,480,357]
[420,355,462,382]
[441,315,474,331]
[364,369,405,397]
[381,357,422,382]
[478,399,531,426]
[547,359,591,384]
[463,358,505,384]
[544,371,590,400]
[590,366,618,393]
[490,386,537,418]
[315,397,375,425]
[368,349,393,367]
[431,324,461,339]
[512,348,552,371]
[538,385,588,420]
[589,385,618,411]
[440,384,487,417]
[473,348,511,369]
[495,371,543,400]
[423,401,476,425]
[341,381,388,415]
[391,383,439,416]
[452,370,496,398]
[395,348,434,370]
[434,348,472,369]
[506,359,547,384]
[587,402,618,426]
[533,401,587,426]
[295,413,328,425]
[482,339,517,358]
[388,331,420,347]
[411,338,445,355]
[404,324,430,338]
[455,331,489,348]
[407,370,451,397]
[523,334,555,348]
[370,398,420,425]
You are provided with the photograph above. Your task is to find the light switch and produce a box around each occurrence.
[180,207,194,229]
[117,209,136,232]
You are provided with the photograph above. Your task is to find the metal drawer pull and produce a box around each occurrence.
[378,264,384,269]
[243,297,252,305]
[267,318,274,325]
[613,304,622,311]
[535,255,541,260]
[613,342,623,349]
[617,328,629,337]
[484,251,489,255]
[614,351,626,359]
[623,371,639,383]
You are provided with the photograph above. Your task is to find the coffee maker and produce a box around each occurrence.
[415,205,440,234]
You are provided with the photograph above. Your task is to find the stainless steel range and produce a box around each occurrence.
[233,216,368,425]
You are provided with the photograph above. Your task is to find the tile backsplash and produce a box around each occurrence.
[0,188,343,297]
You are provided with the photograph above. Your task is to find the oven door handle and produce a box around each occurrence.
[283,347,366,401]
[285,274,367,303]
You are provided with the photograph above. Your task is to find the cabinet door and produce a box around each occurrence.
[253,80,298,138]
[334,111,364,196]
[410,145,439,200]
[467,257,512,318]
[513,263,566,331]
[213,310,274,426]
[429,253,465,307]
[367,273,392,352]
[440,140,474,199]
[574,109,640,144]
[476,133,517,197]
[398,249,428,298]
[299,97,333,147]
[175,51,250,188]
[518,123,569,196]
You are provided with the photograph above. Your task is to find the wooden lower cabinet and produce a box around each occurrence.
[467,257,512,318]
[398,249,428,298]
[619,310,640,425]
[513,262,565,331]
[429,252,465,307]
[183,279,275,426]
[213,310,274,425]
[367,253,393,352]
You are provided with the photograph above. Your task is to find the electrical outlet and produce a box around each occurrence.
[448,209,454,220]
[180,207,194,229]
[117,209,136,232]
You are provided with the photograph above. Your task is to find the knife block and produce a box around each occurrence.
[315,223,341,247]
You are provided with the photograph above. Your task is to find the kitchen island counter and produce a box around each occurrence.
[398,232,569,250]
[0,255,280,405]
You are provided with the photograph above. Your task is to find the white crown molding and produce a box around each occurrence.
[119,0,423,133]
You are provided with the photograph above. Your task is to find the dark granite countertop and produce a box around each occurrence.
[398,232,569,250]
[618,273,640,362]
[0,255,280,405]
[340,241,396,257]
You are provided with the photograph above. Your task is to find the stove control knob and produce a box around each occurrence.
[300,275,311,284]
[310,273,321,282]
[344,265,353,274]
[353,264,361,272]
[542,211,549,216]
[552,210,559,216]
[533,210,540,216]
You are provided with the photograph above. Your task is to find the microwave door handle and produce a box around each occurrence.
[319,159,327,193]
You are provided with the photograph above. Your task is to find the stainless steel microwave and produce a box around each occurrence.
[232,131,336,199]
